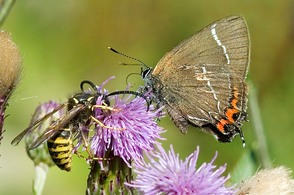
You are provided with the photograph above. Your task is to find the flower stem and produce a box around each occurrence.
[33,163,49,195]
[248,81,271,168]
[0,0,15,26]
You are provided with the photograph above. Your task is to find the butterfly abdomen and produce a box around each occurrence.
[47,129,73,172]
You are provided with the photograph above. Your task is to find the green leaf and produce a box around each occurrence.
[230,149,258,184]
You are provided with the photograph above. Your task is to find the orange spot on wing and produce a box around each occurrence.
[216,119,229,133]
[225,108,239,123]
[216,87,244,133]
[233,87,239,97]
[230,87,240,109]
[225,87,241,123]
[231,99,238,108]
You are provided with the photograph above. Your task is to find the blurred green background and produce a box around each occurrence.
[1,0,294,194]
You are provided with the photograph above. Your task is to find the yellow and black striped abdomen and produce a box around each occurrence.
[47,129,73,172]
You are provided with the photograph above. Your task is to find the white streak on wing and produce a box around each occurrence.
[202,67,217,99]
[199,67,221,113]
[211,23,230,65]
[187,114,209,122]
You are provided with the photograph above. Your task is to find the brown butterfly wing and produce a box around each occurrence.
[152,16,249,137]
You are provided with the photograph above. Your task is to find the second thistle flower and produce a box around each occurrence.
[128,145,235,195]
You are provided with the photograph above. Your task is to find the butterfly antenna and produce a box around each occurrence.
[125,72,141,85]
[108,47,149,69]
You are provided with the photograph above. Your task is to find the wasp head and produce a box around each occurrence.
[68,93,97,111]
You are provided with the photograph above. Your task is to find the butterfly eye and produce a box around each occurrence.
[141,67,151,79]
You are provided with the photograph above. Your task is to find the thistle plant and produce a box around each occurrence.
[25,101,65,195]
[84,80,166,194]
[235,166,294,194]
[127,145,235,195]
[21,78,166,194]
[0,30,22,144]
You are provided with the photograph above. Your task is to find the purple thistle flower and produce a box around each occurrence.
[127,145,235,195]
[83,78,166,194]
[90,91,165,166]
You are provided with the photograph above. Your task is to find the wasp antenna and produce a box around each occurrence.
[80,80,98,93]
[106,90,150,111]
[108,47,149,69]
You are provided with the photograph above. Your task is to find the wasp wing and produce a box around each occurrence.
[28,104,86,150]
[11,103,67,146]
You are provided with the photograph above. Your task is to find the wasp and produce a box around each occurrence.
[11,80,147,171]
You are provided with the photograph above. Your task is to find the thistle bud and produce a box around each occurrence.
[0,30,22,143]
[25,101,64,167]
[236,166,294,194]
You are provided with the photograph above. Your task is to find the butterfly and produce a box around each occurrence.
[141,16,250,146]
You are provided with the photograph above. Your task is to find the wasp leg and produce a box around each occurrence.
[74,147,113,162]
[78,129,95,160]
[91,156,113,161]
[90,116,125,131]
[74,150,87,160]
[92,104,121,112]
